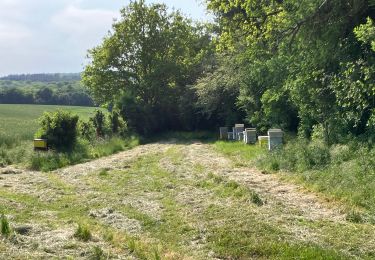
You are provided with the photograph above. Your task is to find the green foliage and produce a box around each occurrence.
[205,0,375,141]
[0,76,94,106]
[109,110,120,134]
[0,104,105,167]
[256,138,375,214]
[29,136,138,171]
[91,246,105,260]
[79,120,95,140]
[346,210,364,224]
[109,110,127,136]
[354,17,375,51]
[1,214,11,237]
[251,192,264,206]
[90,110,106,137]
[258,139,331,173]
[35,110,79,151]
[74,224,92,242]
[194,54,244,127]
[83,0,213,134]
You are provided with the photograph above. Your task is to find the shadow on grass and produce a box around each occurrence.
[140,131,218,145]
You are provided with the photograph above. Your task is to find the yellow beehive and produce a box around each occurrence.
[34,139,47,150]
[258,136,268,148]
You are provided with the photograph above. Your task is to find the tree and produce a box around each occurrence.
[206,0,375,142]
[83,0,213,135]
[35,87,53,104]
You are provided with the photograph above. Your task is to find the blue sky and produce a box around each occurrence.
[0,0,211,76]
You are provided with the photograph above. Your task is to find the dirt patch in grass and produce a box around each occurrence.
[89,208,142,234]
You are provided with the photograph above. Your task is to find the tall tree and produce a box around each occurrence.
[83,0,212,134]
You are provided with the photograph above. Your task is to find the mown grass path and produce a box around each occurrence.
[0,140,374,259]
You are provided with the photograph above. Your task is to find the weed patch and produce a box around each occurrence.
[0,215,11,237]
[74,224,92,242]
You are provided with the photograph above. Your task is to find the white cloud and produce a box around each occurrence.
[0,1,209,75]
[51,5,119,43]
[0,23,31,42]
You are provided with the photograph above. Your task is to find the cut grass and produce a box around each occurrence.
[1,141,375,258]
[214,139,375,219]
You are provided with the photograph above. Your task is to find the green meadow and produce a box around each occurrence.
[0,104,101,145]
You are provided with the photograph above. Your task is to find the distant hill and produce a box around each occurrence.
[0,73,81,82]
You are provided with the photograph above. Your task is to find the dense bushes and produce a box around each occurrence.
[35,110,79,151]
[34,109,129,152]
[26,109,135,171]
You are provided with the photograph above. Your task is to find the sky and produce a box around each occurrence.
[0,0,211,76]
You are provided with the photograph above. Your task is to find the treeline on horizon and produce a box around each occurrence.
[0,79,94,106]
[0,73,81,82]
[82,0,375,142]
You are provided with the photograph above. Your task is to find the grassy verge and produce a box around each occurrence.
[214,138,375,221]
[1,136,139,171]
[29,136,139,171]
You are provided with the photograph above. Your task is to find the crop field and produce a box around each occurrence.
[0,104,101,145]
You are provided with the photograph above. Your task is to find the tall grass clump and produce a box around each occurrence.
[74,224,92,241]
[1,214,11,237]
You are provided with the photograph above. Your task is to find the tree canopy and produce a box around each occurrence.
[83,0,375,143]
[83,0,213,134]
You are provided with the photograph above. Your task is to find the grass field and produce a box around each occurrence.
[0,104,101,145]
[1,141,375,259]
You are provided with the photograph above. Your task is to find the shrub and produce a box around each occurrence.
[91,110,106,137]
[108,110,128,137]
[74,224,92,241]
[79,120,95,140]
[109,110,121,134]
[35,110,79,151]
[1,214,11,237]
